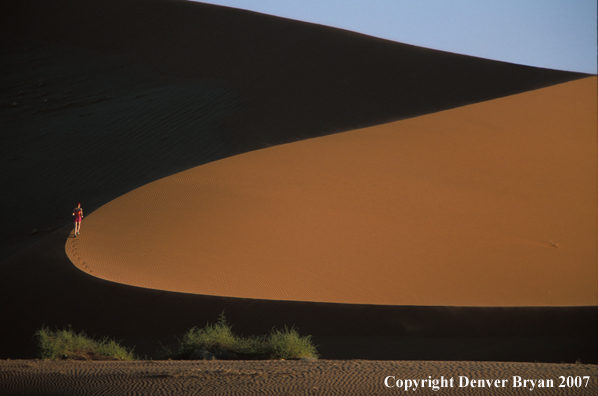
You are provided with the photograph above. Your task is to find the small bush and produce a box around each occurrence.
[174,313,242,358]
[266,326,319,360]
[164,312,318,360]
[35,326,135,361]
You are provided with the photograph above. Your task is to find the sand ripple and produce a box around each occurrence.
[2,360,596,395]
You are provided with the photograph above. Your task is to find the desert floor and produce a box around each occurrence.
[2,359,597,396]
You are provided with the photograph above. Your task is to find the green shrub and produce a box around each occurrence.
[266,326,319,360]
[175,313,241,357]
[35,326,135,361]
[165,312,319,360]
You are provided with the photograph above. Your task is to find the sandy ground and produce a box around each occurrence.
[1,360,596,395]
[67,77,597,307]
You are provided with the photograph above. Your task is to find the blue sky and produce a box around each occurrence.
[194,0,596,74]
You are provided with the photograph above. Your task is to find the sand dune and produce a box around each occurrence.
[0,0,596,368]
[68,77,597,307]
[0,0,586,262]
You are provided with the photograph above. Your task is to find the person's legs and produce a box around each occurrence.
[75,221,80,235]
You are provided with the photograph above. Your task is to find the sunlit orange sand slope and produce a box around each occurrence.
[68,77,597,307]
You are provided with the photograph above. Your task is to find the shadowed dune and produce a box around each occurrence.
[0,0,587,262]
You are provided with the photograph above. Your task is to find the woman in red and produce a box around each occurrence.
[73,203,83,236]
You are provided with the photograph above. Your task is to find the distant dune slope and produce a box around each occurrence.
[69,77,597,307]
[0,0,587,262]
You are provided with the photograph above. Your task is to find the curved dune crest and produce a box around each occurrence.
[0,0,586,263]
[67,77,597,307]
